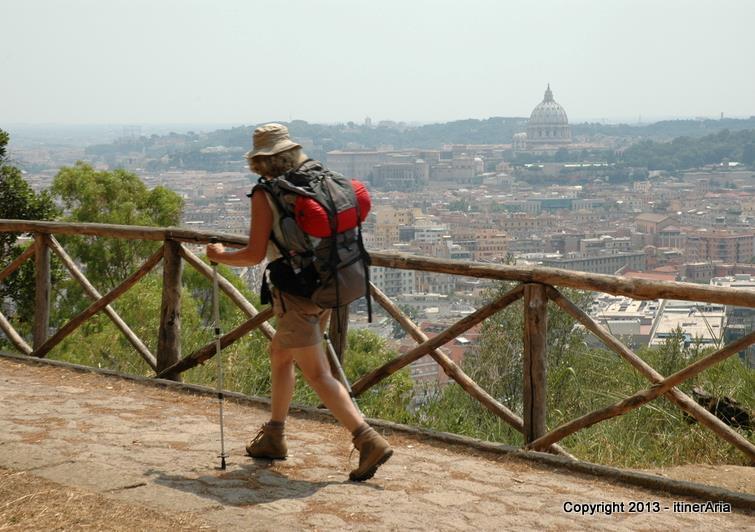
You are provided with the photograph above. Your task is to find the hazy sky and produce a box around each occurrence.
[3,0,754,126]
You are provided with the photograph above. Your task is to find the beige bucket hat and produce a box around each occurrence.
[245,123,301,159]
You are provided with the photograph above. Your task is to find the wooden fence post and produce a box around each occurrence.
[33,233,51,349]
[157,240,182,381]
[523,283,547,444]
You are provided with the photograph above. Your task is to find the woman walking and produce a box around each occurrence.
[207,123,392,481]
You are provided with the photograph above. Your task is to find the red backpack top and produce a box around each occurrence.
[294,179,371,237]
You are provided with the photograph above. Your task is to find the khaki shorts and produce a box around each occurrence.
[271,288,331,348]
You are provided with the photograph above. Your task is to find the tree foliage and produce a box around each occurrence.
[342,328,414,421]
[0,129,60,326]
[391,304,420,339]
[51,162,183,290]
[620,129,755,171]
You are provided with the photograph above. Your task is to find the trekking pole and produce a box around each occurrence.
[210,238,228,470]
[324,332,362,415]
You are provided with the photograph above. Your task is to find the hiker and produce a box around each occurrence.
[206,123,392,481]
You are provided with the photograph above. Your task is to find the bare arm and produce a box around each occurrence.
[206,190,272,266]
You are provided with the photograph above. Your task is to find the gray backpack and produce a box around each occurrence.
[255,160,372,318]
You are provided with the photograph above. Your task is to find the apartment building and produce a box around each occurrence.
[370,266,416,296]
[541,251,647,275]
[494,213,554,237]
[685,230,754,263]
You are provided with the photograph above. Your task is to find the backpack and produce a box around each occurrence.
[254,160,373,320]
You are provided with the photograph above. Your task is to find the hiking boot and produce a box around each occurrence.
[349,426,393,482]
[246,422,287,459]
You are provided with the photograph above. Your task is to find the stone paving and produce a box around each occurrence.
[0,357,752,531]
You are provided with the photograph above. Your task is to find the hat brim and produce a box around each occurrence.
[245,139,301,159]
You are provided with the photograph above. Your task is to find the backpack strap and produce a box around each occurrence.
[249,178,288,259]
[251,177,315,303]
[353,188,373,323]
[247,181,280,307]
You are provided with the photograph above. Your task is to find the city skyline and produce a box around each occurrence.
[2,1,755,125]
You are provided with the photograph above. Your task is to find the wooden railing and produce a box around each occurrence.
[1,219,753,464]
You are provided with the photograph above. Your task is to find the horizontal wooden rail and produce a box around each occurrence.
[369,251,755,308]
[4,220,755,308]
[0,219,246,247]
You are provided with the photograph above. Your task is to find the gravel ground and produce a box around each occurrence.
[0,357,752,531]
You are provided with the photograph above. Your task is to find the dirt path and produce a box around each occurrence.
[0,357,752,531]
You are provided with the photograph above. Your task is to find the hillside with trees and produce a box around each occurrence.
[618,128,755,171]
[71,117,755,174]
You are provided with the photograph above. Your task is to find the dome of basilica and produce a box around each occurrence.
[525,84,571,144]
[529,85,568,125]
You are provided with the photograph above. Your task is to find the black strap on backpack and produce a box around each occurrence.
[319,165,373,326]
[353,190,372,323]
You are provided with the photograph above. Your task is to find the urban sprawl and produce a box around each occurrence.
[14,86,755,383]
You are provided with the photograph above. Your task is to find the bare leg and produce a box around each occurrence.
[269,338,295,423]
[290,343,363,433]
